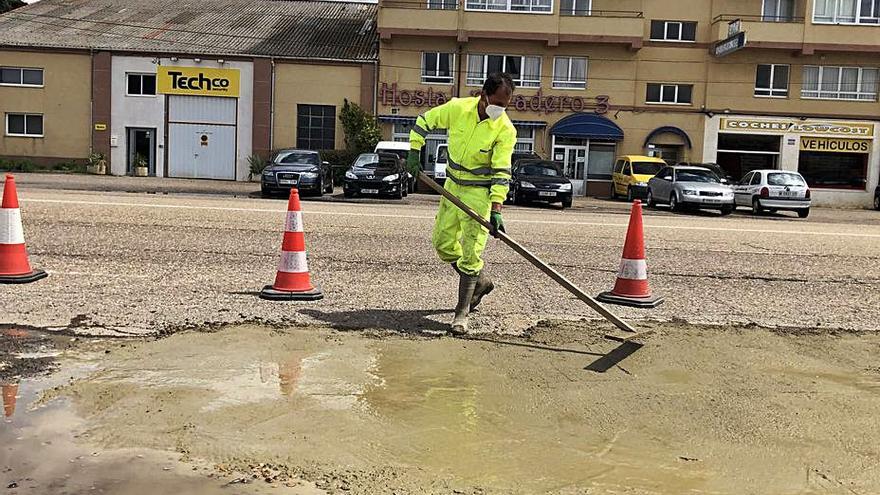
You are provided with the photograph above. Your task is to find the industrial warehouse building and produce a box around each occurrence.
[2,0,880,207]
[0,0,377,180]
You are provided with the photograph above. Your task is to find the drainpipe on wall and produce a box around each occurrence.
[270,58,276,153]
[455,44,464,98]
[88,49,95,157]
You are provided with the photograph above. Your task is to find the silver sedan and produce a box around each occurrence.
[647,166,735,215]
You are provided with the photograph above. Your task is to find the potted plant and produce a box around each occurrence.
[86,152,107,175]
[134,154,149,177]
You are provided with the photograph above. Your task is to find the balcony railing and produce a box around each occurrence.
[711,14,805,25]
[381,0,459,10]
[560,9,643,18]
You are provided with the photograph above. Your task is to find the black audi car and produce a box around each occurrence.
[261,149,333,197]
[343,152,408,199]
[508,159,573,209]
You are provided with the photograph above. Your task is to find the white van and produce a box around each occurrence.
[431,144,448,184]
[374,141,415,192]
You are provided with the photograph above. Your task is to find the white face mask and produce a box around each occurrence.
[484,95,506,121]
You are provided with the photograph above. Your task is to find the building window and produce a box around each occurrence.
[126,73,157,96]
[755,64,790,97]
[0,67,43,87]
[552,57,587,89]
[763,0,795,21]
[296,105,336,150]
[5,113,43,137]
[421,52,454,85]
[649,20,697,42]
[646,83,693,104]
[515,127,535,152]
[560,0,590,16]
[814,0,880,24]
[427,0,457,9]
[466,54,541,87]
[465,0,552,14]
[802,66,879,101]
[799,149,869,189]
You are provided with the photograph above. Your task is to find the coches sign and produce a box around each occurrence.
[158,66,240,98]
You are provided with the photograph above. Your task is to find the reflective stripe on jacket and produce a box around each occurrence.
[409,97,517,204]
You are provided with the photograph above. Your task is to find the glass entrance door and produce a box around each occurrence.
[127,128,156,176]
[552,142,588,196]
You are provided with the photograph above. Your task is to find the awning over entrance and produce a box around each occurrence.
[644,126,692,149]
[550,113,623,141]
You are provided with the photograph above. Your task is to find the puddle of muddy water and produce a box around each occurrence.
[0,349,322,495]
[38,324,880,495]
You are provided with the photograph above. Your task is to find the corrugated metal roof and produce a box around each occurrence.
[0,0,378,62]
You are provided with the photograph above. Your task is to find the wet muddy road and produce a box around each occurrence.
[8,323,880,494]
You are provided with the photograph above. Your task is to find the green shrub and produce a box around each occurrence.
[320,149,360,184]
[248,153,268,181]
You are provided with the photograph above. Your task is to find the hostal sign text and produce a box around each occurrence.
[379,83,610,115]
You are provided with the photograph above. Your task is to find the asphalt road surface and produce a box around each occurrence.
[2,184,879,336]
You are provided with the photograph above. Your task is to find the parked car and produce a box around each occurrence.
[647,165,734,215]
[508,159,573,209]
[676,162,734,184]
[343,152,409,199]
[261,149,333,197]
[874,184,880,211]
[427,144,449,185]
[374,141,416,193]
[612,155,667,201]
[733,169,811,218]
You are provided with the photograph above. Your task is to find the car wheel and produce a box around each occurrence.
[669,193,679,212]
[720,205,733,216]
[874,194,880,211]
[260,189,271,199]
[797,208,810,219]
[752,197,763,215]
[646,189,655,207]
[343,190,355,198]
[626,187,634,203]
[611,185,619,200]
[324,176,333,194]
[561,198,572,209]
[513,191,523,206]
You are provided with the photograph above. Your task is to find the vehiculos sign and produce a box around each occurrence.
[800,137,872,153]
[720,118,875,137]
[157,66,240,98]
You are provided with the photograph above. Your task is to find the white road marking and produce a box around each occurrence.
[22,198,880,239]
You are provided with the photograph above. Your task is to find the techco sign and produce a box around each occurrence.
[157,66,241,98]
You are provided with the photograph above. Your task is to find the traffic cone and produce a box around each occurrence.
[597,200,664,308]
[2,383,18,419]
[0,175,47,284]
[260,188,323,301]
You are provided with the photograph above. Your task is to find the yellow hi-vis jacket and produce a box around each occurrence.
[410,97,517,204]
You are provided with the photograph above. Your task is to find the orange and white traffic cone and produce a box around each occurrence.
[0,175,47,284]
[597,200,664,308]
[260,188,323,301]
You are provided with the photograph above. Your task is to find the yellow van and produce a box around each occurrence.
[612,155,667,201]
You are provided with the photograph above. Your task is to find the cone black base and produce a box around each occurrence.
[597,291,664,309]
[0,269,47,285]
[259,284,324,301]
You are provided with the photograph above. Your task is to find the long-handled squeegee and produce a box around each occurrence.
[418,172,652,343]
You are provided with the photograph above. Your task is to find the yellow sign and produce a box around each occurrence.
[800,137,872,154]
[157,66,240,98]
[94,123,107,131]
[721,118,874,137]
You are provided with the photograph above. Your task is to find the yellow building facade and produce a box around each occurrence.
[377,0,880,205]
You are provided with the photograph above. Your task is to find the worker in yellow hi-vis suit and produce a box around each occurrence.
[406,73,517,335]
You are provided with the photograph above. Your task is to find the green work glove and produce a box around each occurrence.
[489,210,505,237]
[406,150,421,178]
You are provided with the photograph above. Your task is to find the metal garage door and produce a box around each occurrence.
[168,96,237,180]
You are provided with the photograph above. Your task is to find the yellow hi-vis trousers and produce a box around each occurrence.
[431,179,492,276]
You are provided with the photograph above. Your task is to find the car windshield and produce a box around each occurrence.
[521,163,561,177]
[276,151,318,165]
[377,149,407,160]
[354,153,380,169]
[676,169,720,183]
[768,172,806,187]
[632,162,663,175]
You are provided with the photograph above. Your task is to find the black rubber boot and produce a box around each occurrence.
[451,272,478,336]
[469,271,494,312]
[451,263,494,312]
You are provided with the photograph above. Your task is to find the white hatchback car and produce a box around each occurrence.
[733,170,811,218]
